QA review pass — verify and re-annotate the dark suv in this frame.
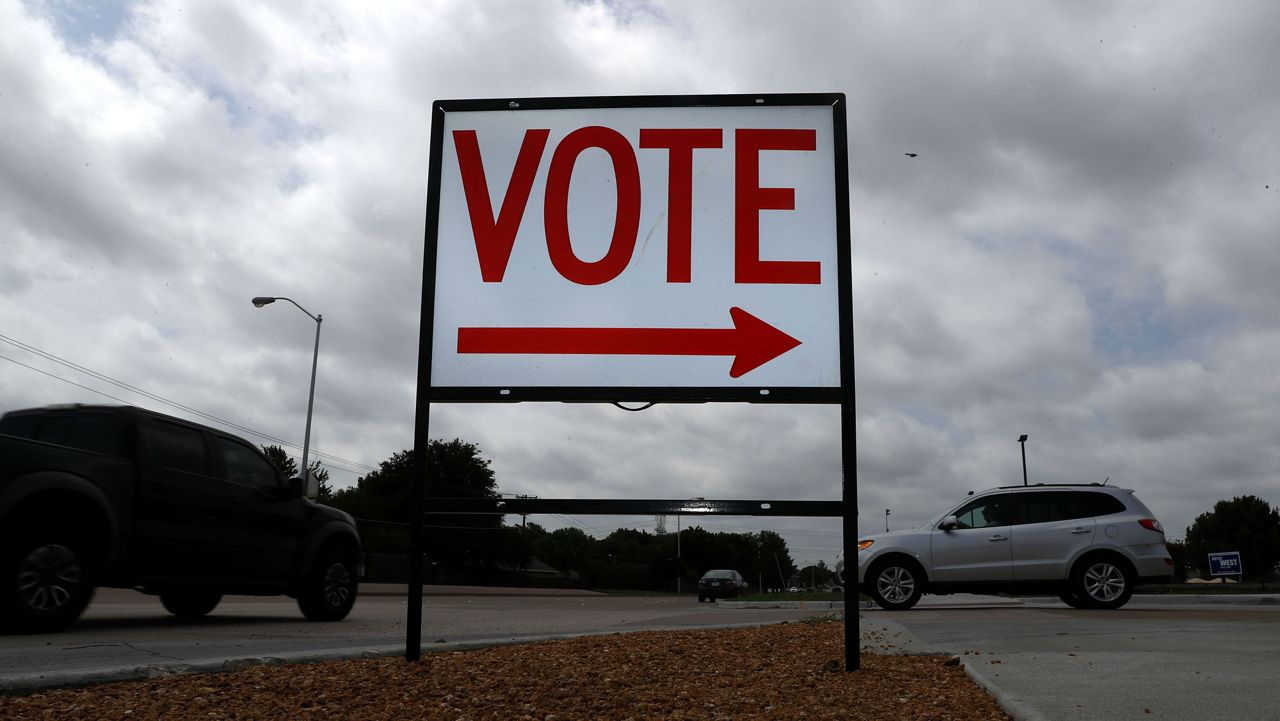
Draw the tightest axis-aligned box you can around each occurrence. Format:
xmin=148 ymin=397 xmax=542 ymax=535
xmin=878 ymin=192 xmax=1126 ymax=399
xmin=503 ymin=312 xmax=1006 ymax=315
xmin=0 ymin=404 xmax=361 ymax=632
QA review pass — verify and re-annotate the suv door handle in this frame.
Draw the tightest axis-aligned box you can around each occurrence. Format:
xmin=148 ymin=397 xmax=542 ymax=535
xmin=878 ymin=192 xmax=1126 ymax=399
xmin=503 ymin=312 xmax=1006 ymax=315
xmin=988 ymin=534 xmax=1008 ymax=542
xmin=1070 ymin=527 xmax=1091 ymax=534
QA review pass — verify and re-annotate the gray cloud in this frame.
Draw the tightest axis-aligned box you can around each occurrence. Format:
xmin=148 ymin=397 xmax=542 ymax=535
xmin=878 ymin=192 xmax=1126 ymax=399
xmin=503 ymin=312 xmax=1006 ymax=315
xmin=2 ymin=0 xmax=1277 ymax=561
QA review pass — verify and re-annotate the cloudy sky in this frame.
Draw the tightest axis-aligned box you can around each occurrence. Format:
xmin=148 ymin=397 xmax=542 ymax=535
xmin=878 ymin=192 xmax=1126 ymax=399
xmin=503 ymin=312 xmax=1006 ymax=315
xmin=3 ymin=0 xmax=1278 ymax=569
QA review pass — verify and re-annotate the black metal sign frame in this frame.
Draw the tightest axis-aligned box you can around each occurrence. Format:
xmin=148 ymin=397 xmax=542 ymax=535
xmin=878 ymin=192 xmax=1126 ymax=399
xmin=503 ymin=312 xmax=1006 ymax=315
xmin=411 ymin=92 xmax=857 ymax=669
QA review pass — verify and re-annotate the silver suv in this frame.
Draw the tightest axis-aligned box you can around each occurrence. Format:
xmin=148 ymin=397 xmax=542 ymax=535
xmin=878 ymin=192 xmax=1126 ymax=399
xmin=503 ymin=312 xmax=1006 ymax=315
xmin=848 ymin=484 xmax=1173 ymax=610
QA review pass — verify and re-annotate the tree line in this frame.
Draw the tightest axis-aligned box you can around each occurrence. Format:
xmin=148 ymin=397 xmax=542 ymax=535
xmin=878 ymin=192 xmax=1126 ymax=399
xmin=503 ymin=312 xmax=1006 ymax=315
xmin=262 ymin=441 xmax=809 ymax=591
xmin=1170 ymin=494 xmax=1280 ymax=582
xmin=265 ymin=442 xmax=1280 ymax=586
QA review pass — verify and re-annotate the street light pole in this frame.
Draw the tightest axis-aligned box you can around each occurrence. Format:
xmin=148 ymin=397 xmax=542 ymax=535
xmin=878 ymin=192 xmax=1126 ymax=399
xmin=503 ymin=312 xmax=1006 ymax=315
xmin=1018 ymin=434 xmax=1029 ymax=486
xmin=253 ymin=296 xmax=323 ymax=482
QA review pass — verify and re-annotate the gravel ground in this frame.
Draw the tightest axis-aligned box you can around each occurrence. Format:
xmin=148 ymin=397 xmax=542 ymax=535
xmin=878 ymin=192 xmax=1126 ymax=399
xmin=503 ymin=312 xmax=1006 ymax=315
xmin=0 ymin=620 xmax=1010 ymax=720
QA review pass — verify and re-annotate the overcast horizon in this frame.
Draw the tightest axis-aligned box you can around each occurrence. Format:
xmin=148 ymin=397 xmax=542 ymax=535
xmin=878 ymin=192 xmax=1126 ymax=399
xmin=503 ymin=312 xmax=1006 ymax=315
xmin=3 ymin=0 xmax=1279 ymax=568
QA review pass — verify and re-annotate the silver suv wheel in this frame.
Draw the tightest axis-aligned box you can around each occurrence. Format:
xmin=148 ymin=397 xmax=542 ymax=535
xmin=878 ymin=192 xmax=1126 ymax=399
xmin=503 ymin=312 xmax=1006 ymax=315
xmin=877 ymin=567 xmax=915 ymax=603
xmin=868 ymin=560 xmax=924 ymax=610
xmin=1082 ymin=561 xmax=1125 ymax=602
xmin=1072 ymin=556 xmax=1135 ymax=609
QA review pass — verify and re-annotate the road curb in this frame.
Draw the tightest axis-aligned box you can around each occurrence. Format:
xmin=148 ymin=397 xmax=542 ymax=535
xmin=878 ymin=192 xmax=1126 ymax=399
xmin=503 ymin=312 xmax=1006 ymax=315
xmin=0 ymin=619 xmax=842 ymax=695
xmin=958 ymin=658 xmax=1051 ymax=721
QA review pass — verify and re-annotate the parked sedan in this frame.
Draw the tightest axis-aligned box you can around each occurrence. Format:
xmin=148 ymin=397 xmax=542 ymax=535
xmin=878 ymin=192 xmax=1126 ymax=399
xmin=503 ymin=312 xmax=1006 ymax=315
xmin=697 ymin=569 xmax=748 ymax=602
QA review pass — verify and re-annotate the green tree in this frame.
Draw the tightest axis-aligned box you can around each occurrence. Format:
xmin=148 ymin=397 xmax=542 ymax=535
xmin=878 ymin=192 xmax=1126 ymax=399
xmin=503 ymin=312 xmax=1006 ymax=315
xmin=540 ymin=527 xmax=595 ymax=579
xmin=327 ymin=441 xmax=504 ymax=565
xmin=519 ymin=522 xmax=797 ymax=593
xmin=794 ymin=560 xmax=833 ymax=589
xmin=757 ymin=530 xmax=796 ymax=590
xmin=1185 ymin=495 xmax=1280 ymax=581
xmin=260 ymin=444 xmax=331 ymax=500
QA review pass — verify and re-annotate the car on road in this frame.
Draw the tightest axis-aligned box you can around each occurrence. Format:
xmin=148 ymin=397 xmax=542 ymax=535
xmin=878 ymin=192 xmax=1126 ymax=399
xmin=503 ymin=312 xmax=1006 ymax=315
xmin=697 ymin=569 xmax=748 ymax=602
xmin=842 ymin=483 xmax=1173 ymax=610
xmin=0 ymin=404 xmax=362 ymax=633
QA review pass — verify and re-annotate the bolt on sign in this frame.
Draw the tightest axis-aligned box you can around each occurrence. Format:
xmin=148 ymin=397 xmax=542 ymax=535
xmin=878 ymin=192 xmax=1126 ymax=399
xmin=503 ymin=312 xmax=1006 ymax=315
xmin=421 ymin=93 xmax=851 ymax=402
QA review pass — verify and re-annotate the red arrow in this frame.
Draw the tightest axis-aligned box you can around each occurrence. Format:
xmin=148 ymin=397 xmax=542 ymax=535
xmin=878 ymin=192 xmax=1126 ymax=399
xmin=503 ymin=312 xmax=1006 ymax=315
xmin=457 ymin=307 xmax=801 ymax=378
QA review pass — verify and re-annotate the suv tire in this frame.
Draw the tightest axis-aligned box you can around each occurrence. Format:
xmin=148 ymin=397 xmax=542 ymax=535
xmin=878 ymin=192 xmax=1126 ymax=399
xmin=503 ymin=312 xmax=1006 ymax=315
xmin=297 ymin=549 xmax=358 ymax=622
xmin=1057 ymin=588 xmax=1088 ymax=609
xmin=867 ymin=558 xmax=924 ymax=610
xmin=1071 ymin=555 xmax=1134 ymax=609
xmin=1 ymin=522 xmax=96 ymax=634
xmin=160 ymin=588 xmax=223 ymax=617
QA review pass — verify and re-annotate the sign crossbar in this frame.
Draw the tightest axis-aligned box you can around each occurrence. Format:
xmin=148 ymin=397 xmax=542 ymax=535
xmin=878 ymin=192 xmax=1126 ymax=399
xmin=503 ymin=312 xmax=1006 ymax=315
xmin=427 ymin=498 xmax=842 ymax=517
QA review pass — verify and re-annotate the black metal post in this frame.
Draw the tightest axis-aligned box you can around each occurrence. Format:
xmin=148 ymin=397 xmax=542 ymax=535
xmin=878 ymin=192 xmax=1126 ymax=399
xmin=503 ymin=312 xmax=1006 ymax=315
xmin=841 ymin=398 xmax=859 ymax=671
xmin=406 ymin=400 xmax=429 ymax=662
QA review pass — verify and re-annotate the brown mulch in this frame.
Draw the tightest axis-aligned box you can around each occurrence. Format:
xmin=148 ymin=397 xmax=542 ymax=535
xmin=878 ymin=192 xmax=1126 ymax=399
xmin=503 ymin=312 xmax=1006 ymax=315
xmin=0 ymin=620 xmax=1010 ymax=720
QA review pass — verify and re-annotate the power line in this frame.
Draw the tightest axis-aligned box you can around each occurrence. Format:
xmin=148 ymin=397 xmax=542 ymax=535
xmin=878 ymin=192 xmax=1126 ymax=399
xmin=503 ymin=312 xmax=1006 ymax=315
xmin=0 ymin=353 xmax=136 ymax=405
xmin=0 ymin=333 xmax=375 ymax=475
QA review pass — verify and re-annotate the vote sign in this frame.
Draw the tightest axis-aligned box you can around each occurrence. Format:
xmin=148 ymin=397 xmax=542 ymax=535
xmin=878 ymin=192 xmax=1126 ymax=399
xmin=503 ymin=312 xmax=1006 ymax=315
xmin=421 ymin=94 xmax=850 ymax=402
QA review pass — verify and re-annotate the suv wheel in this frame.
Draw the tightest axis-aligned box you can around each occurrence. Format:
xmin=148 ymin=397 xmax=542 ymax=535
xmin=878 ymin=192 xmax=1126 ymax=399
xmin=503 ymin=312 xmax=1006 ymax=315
xmin=160 ymin=588 xmax=223 ymax=618
xmin=298 ymin=549 xmax=358 ymax=622
xmin=1 ymin=523 xmax=96 ymax=634
xmin=1071 ymin=556 xmax=1134 ymax=609
xmin=868 ymin=559 xmax=924 ymax=610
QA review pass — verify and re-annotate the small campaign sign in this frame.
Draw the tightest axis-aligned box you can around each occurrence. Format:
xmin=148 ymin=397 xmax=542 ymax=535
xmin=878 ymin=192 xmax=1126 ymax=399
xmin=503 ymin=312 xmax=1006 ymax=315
xmin=1208 ymin=551 xmax=1242 ymax=576
xmin=420 ymin=93 xmax=850 ymax=403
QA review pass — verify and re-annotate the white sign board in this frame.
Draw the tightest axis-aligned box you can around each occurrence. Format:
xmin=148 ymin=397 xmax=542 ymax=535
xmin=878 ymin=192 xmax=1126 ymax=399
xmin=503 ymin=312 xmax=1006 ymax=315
xmin=422 ymin=95 xmax=850 ymax=402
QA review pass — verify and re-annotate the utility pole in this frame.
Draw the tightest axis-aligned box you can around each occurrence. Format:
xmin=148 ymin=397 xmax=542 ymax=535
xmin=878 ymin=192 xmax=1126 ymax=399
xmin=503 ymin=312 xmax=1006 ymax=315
xmin=516 ymin=494 xmax=537 ymax=528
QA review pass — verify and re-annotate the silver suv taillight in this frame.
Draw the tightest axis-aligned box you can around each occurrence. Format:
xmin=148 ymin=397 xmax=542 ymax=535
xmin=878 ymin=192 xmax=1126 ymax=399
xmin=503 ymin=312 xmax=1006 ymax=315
xmin=1138 ymin=518 xmax=1164 ymax=533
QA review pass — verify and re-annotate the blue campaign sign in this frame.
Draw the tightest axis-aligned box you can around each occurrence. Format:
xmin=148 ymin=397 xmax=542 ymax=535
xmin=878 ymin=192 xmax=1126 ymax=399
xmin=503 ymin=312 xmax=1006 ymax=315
xmin=1208 ymin=551 xmax=1242 ymax=576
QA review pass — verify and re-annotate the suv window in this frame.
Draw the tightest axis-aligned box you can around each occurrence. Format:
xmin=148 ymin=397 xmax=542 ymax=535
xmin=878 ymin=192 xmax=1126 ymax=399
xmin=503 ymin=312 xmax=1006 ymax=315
xmin=1075 ymin=491 xmax=1127 ymax=517
xmin=216 ymin=438 xmax=279 ymax=488
xmin=0 ymin=412 xmax=129 ymax=457
xmin=952 ymin=493 xmax=1015 ymax=529
xmin=1017 ymin=491 xmax=1088 ymax=524
xmin=49 ymin=412 xmax=129 ymax=457
xmin=147 ymin=421 xmax=209 ymax=475
xmin=0 ymin=413 xmax=40 ymax=439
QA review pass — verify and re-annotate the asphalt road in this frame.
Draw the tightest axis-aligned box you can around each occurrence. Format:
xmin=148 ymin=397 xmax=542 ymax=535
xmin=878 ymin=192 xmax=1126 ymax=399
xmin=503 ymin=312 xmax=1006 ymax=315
xmin=4 ymin=587 xmax=1278 ymax=721
xmin=866 ymin=596 xmax=1280 ymax=721
xmin=0 ymin=586 xmax=838 ymax=693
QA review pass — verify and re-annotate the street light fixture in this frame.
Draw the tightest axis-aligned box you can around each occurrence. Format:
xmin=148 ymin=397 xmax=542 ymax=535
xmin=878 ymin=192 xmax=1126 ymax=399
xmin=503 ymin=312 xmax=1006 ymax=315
xmin=1017 ymin=434 xmax=1029 ymax=486
xmin=252 ymin=296 xmax=323 ymax=486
